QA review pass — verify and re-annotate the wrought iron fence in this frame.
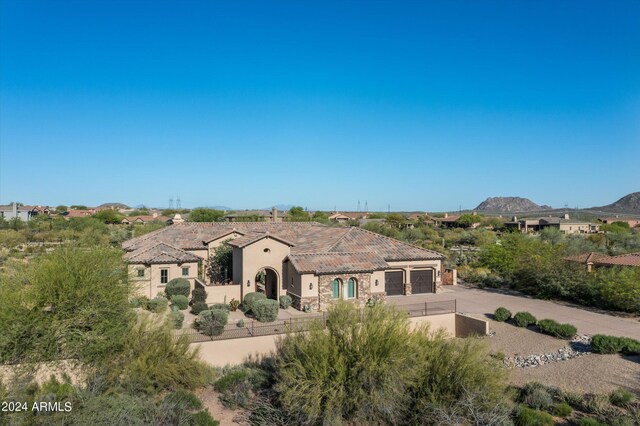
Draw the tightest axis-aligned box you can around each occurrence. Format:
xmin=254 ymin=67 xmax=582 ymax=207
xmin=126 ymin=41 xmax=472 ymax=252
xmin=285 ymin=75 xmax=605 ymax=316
xmin=176 ymin=299 xmax=456 ymax=343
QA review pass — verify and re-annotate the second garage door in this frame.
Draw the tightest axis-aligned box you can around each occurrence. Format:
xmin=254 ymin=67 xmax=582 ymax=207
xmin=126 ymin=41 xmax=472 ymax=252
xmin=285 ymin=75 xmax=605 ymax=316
xmin=385 ymin=271 xmax=404 ymax=296
xmin=410 ymin=270 xmax=434 ymax=294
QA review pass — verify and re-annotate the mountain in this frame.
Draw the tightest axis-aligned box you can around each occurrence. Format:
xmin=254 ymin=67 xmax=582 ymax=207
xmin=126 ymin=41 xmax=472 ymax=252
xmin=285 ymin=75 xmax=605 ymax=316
xmin=474 ymin=197 xmax=552 ymax=212
xmin=594 ymin=192 xmax=640 ymax=213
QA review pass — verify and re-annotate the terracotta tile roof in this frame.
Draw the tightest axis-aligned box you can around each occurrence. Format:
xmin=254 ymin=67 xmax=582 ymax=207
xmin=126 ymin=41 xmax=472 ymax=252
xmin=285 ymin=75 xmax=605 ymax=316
xmin=125 ymin=242 xmax=202 ymax=264
xmin=123 ymin=222 xmax=445 ymax=266
xmin=122 ymin=215 xmax=169 ymax=224
xmin=288 ymin=252 xmax=388 ymax=274
xmin=227 ymin=232 xmax=296 ymax=248
xmin=595 ymin=252 xmax=640 ymax=267
xmin=563 ymin=252 xmax=607 ymax=264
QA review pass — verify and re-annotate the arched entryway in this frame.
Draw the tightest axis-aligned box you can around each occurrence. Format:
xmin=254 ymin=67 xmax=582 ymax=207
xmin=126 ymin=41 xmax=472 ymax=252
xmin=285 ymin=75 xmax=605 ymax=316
xmin=255 ymin=267 xmax=278 ymax=300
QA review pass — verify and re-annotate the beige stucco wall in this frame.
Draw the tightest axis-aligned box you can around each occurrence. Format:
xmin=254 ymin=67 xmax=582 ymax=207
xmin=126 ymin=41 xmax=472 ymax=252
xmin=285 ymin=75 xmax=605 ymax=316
xmin=193 ymin=335 xmax=278 ymax=368
xmin=455 ymin=314 xmax=489 ymax=337
xmin=371 ymin=270 xmax=386 ymax=294
xmin=129 ymin=262 xmax=199 ymax=299
xmin=409 ymin=313 xmax=456 ymax=337
xmin=237 ymin=237 xmax=291 ymax=300
xmin=204 ymin=285 xmax=242 ymax=304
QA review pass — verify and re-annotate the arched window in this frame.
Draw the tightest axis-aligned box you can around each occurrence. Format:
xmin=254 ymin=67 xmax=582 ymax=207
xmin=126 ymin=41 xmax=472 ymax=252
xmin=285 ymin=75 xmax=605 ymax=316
xmin=332 ymin=279 xmax=341 ymax=299
xmin=347 ymin=278 xmax=357 ymax=299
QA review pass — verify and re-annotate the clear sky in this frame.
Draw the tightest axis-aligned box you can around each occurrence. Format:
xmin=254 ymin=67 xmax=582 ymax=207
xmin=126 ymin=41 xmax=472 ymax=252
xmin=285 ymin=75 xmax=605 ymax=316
xmin=1 ymin=1 xmax=638 ymax=211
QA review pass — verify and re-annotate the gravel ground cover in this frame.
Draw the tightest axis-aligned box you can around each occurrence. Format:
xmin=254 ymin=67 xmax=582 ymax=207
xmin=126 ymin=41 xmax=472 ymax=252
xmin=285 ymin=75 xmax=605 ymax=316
xmin=482 ymin=318 xmax=640 ymax=395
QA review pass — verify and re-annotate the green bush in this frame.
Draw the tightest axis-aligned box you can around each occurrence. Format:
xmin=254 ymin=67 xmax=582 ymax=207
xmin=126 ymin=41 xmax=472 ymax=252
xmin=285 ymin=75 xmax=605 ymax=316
xmin=214 ymin=366 xmax=270 ymax=409
xmin=494 ymin=307 xmax=511 ymax=322
xmin=229 ymin=298 xmax=240 ymax=311
xmin=171 ymin=295 xmax=189 ymax=310
xmin=582 ymin=394 xmax=611 ymax=415
xmin=165 ymin=278 xmax=190 ymax=298
xmin=196 ymin=309 xmax=228 ymax=337
xmin=553 ymin=402 xmax=573 ymax=417
xmin=524 ymin=387 xmax=553 ymax=410
xmin=515 ymin=406 xmax=554 ymax=426
xmin=274 ymin=301 xmax=509 ymax=425
xmin=243 ymin=292 xmax=267 ymax=314
xmin=191 ymin=411 xmax=220 ymax=426
xmin=148 ymin=296 xmax=168 ymax=313
xmin=577 ymin=418 xmax=607 ymax=426
xmin=191 ymin=301 xmax=209 ymax=315
xmin=537 ymin=319 xmax=577 ymax=339
xmin=236 ymin=319 xmax=245 ymax=328
xmin=279 ymin=295 xmax=292 ymax=309
xmin=210 ymin=303 xmax=228 ymax=312
xmin=253 ymin=299 xmax=279 ymax=322
xmin=168 ymin=310 xmax=184 ymax=329
xmin=591 ymin=334 xmax=640 ymax=355
xmin=191 ymin=288 xmax=207 ymax=303
xmin=130 ymin=295 xmax=149 ymax=309
xmin=513 ymin=311 xmax=537 ymax=327
xmin=609 ymin=388 xmax=634 ymax=407
xmin=70 ymin=394 xmax=157 ymax=425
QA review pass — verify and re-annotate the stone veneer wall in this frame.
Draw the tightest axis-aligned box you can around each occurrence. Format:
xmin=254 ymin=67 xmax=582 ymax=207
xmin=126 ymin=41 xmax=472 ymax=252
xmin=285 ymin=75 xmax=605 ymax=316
xmin=318 ymin=272 xmax=374 ymax=311
xmin=289 ymin=293 xmax=321 ymax=312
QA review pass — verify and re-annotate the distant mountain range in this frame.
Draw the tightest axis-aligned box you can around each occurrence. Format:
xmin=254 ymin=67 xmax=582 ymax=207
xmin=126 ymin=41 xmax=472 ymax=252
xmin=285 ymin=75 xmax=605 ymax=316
xmin=474 ymin=197 xmax=552 ymax=212
xmin=593 ymin=192 xmax=640 ymax=214
xmin=473 ymin=192 xmax=640 ymax=215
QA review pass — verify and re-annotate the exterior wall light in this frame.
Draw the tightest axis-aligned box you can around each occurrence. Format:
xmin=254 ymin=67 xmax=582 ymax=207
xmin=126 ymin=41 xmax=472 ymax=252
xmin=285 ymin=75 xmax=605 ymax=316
xmin=437 ymin=270 xmax=441 ymax=277
xmin=375 ymin=279 xmax=379 ymax=286
xmin=309 ymin=283 xmax=313 ymax=290
xmin=247 ymin=280 xmax=250 ymax=287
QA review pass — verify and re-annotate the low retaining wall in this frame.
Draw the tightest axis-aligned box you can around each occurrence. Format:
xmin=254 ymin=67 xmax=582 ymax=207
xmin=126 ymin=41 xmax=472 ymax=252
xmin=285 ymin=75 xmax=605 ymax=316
xmin=410 ymin=313 xmax=456 ymax=337
xmin=455 ymin=313 xmax=489 ymax=337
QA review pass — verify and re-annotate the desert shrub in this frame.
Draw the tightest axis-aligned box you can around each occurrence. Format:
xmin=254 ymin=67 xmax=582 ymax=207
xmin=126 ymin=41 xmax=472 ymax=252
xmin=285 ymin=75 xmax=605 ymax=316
xmin=591 ymin=335 xmax=640 ymax=355
xmin=191 ymin=287 xmax=207 ymax=303
xmin=213 ymin=366 xmax=270 ymax=409
xmin=210 ymin=303 xmax=228 ymax=312
xmin=163 ymin=389 xmax=202 ymax=410
xmin=168 ymin=310 xmax=184 ymax=329
xmin=236 ymin=319 xmax=245 ymax=328
xmin=190 ymin=301 xmax=209 ymax=315
xmin=577 ymin=418 xmax=607 ymax=426
xmin=524 ymin=388 xmax=553 ymax=411
xmin=253 ymin=299 xmax=279 ymax=322
xmin=537 ymin=319 xmax=577 ymax=339
xmin=130 ymin=295 xmax=149 ymax=309
xmin=274 ymin=301 xmax=508 ymax=425
xmin=148 ymin=296 xmax=168 ymax=313
xmin=165 ymin=278 xmax=190 ymax=298
xmin=229 ymin=298 xmax=240 ymax=311
xmin=494 ymin=307 xmax=511 ymax=322
xmin=563 ymin=392 xmax=585 ymax=408
xmin=71 ymin=393 xmax=157 ymax=426
xmin=582 ymin=394 xmax=611 ymax=416
xmin=243 ymin=292 xmax=267 ymax=314
xmin=513 ymin=311 xmax=537 ymax=327
xmin=553 ymin=402 xmax=572 ymax=417
xmin=191 ymin=411 xmax=220 ymax=426
xmin=171 ymin=295 xmax=189 ymax=310
xmin=514 ymin=406 xmax=554 ymax=426
xmin=609 ymin=388 xmax=634 ymax=407
xmin=109 ymin=316 xmax=210 ymax=393
xmin=279 ymin=295 xmax=292 ymax=309
xmin=196 ymin=309 xmax=228 ymax=337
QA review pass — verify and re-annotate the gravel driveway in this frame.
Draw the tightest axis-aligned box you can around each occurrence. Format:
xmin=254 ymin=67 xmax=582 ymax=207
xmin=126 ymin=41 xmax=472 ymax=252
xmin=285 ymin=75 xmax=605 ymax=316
xmin=389 ymin=284 xmax=640 ymax=339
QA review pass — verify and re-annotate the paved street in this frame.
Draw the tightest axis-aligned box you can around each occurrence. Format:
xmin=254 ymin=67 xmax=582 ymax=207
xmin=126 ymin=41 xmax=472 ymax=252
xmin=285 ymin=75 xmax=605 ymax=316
xmin=388 ymin=284 xmax=640 ymax=340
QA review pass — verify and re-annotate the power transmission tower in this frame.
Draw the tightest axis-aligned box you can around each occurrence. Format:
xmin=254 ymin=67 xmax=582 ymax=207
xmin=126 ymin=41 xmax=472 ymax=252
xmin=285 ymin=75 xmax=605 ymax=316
xmin=357 ymin=200 xmax=361 ymax=212
xmin=168 ymin=198 xmax=174 ymax=209
xmin=365 ymin=201 xmax=368 ymax=212
xmin=176 ymin=196 xmax=181 ymax=209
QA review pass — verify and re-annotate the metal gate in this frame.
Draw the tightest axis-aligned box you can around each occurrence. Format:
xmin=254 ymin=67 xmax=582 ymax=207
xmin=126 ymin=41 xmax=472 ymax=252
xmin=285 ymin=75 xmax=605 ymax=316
xmin=385 ymin=271 xmax=404 ymax=296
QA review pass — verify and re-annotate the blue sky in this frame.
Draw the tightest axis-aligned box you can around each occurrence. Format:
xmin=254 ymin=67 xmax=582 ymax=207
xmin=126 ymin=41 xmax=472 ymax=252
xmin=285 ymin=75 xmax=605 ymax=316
xmin=1 ymin=1 xmax=638 ymax=211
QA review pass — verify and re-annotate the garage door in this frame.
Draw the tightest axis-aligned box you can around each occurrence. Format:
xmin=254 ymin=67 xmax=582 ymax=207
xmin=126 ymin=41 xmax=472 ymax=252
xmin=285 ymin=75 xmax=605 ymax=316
xmin=385 ymin=271 xmax=404 ymax=296
xmin=410 ymin=270 xmax=433 ymax=294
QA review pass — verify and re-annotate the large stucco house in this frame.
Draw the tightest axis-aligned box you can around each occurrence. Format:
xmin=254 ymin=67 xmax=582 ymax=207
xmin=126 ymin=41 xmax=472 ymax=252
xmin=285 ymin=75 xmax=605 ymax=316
xmin=123 ymin=222 xmax=446 ymax=311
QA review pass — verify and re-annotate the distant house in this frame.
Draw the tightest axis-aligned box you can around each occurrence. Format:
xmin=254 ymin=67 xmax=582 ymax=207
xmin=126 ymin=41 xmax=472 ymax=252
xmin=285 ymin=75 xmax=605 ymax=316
xmin=565 ymin=251 xmax=640 ymax=272
xmin=599 ymin=217 xmax=640 ymax=228
xmin=224 ymin=208 xmax=285 ymax=223
xmin=328 ymin=213 xmax=351 ymax=223
xmin=432 ymin=214 xmax=461 ymax=228
xmin=505 ymin=214 xmax=599 ymax=234
xmin=0 ymin=203 xmax=41 ymax=221
xmin=63 ymin=209 xmax=99 ymax=219
xmin=121 ymin=214 xmax=169 ymax=225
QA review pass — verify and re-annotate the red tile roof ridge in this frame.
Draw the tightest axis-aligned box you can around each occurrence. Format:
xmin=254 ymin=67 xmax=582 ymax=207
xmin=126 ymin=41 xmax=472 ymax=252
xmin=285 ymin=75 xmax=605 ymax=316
xmin=351 ymin=226 xmax=446 ymax=259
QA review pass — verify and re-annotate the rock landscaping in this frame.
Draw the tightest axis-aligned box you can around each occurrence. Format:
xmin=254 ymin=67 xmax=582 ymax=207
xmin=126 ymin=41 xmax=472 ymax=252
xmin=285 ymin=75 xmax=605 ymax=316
xmin=504 ymin=335 xmax=592 ymax=368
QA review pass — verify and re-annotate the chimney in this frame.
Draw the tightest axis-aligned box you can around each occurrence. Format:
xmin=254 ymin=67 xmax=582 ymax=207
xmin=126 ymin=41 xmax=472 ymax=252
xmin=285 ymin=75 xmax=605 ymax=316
xmin=512 ymin=216 xmax=517 ymax=221
xmin=564 ymin=213 xmax=570 ymax=219
xmin=12 ymin=202 xmax=17 ymax=218
xmin=152 ymin=212 xmax=158 ymax=218
xmin=444 ymin=213 xmax=448 ymax=218
xmin=272 ymin=207 xmax=277 ymax=222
